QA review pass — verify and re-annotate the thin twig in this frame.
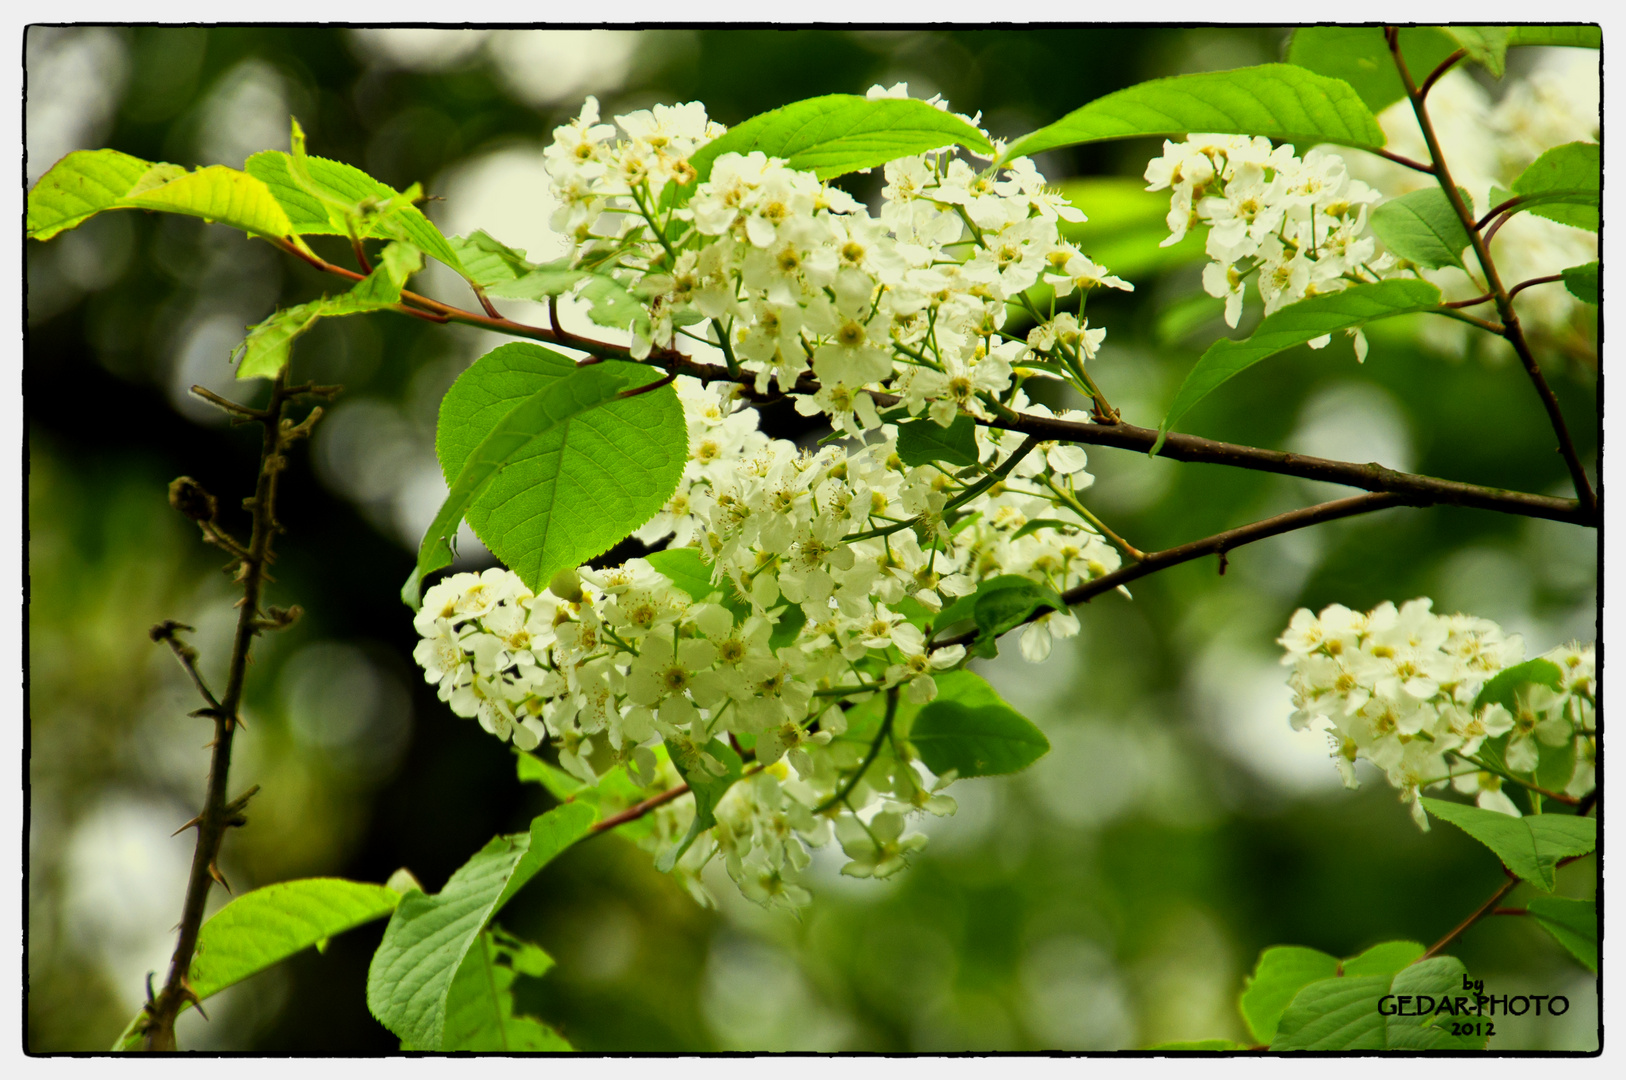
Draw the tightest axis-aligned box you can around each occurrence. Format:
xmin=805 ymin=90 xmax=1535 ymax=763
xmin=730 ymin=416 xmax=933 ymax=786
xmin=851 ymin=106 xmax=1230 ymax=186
xmin=1476 ymin=195 xmax=1527 ymax=230
xmin=816 ymin=686 xmax=900 ymax=813
xmin=1418 ymin=48 xmax=1467 ymax=100
xmin=1417 ymin=874 xmax=1521 ymax=962
xmin=1388 ymin=26 xmax=1596 ymax=515
xmin=349 ymin=233 xmax=372 ymax=275
xmin=1372 ymin=147 xmax=1436 ymax=174
xmin=932 ymin=493 xmax=1409 ymax=650
xmin=588 ymin=783 xmax=690 ymax=834
xmin=1508 ymin=274 xmax=1566 ymax=301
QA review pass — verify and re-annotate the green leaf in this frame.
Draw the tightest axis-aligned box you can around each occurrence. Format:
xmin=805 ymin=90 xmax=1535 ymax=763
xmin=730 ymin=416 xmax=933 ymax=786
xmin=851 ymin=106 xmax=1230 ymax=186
xmin=1157 ymin=280 xmax=1441 ymax=448
xmin=1371 ymin=188 xmax=1473 ymax=270
xmin=1286 ymin=27 xmax=1461 ymax=114
xmin=1420 ymin=798 xmax=1596 ymax=890
xmin=690 ymin=95 xmax=994 ymax=184
xmin=1005 ymin=64 xmax=1385 ymax=164
xmin=28 ymin=149 xmax=294 ymax=243
xmin=367 ymin=803 xmax=596 ymax=1049
xmin=245 ymin=124 xmax=466 ymax=275
xmin=448 ymin=230 xmax=539 ymax=289
xmin=1234 ymin=939 xmax=1426 ymax=1049
xmin=1238 ymin=946 xmax=1339 ymax=1045
xmin=515 ymin=749 xmax=587 ymax=800
xmin=484 ymin=260 xmax=586 ymax=300
xmin=1055 ymin=177 xmax=1207 ymax=279
xmin=657 ymin=737 xmax=743 ymax=872
xmin=934 ymin=573 xmax=1066 ymax=653
xmin=1445 ymin=27 xmax=1512 ymax=78
xmin=406 ymin=929 xmax=571 ymax=1051
xmin=1009 ymin=518 xmax=1085 ymax=541
xmin=1341 ymin=940 xmax=1425 ymax=977
xmin=112 ymin=878 xmax=403 ymax=1050
xmin=896 ymin=415 xmax=981 ymax=468
xmin=1525 ymin=896 xmax=1597 ymax=972
xmin=1510 ymin=142 xmax=1600 ymax=231
xmin=1562 ymin=262 xmax=1599 ymax=305
xmin=1272 ymin=957 xmax=1488 ymax=1050
xmin=28 ymin=149 xmax=178 ymax=240
xmin=907 ymin=669 xmax=1049 ymax=778
xmin=409 ymin=343 xmax=686 ymax=606
xmin=235 ymin=242 xmax=422 ymax=380
xmin=646 ymin=546 xmax=748 ymax=615
xmin=1146 ymin=1040 xmax=1249 ymax=1051
xmin=1471 ymin=658 xmax=1565 ymax=715
xmin=1505 ymin=26 xmax=1601 ymax=50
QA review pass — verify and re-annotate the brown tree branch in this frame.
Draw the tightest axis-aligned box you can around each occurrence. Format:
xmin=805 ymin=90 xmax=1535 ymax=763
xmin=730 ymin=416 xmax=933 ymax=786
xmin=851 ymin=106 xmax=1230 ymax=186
xmin=138 ymin=373 xmax=327 ymax=1050
xmin=273 ymin=239 xmax=1594 ymax=530
xmin=1387 ymin=27 xmax=1597 ymax=517
xmin=932 ymin=493 xmax=1411 ymax=650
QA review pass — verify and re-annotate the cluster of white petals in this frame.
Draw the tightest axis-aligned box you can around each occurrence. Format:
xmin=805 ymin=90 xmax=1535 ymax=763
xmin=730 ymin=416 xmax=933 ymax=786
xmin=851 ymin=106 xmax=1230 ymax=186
xmin=414 ymin=377 xmax=1121 ymax=907
xmin=1145 ymin=134 xmax=1394 ymax=356
xmin=541 ymin=89 xmax=1131 ymax=435
xmin=1279 ymin=599 xmax=1595 ymax=828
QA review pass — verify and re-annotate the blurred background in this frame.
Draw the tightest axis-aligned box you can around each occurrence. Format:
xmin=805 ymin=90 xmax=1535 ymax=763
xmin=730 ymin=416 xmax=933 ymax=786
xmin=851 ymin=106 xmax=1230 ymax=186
xmin=25 ymin=26 xmax=1599 ymax=1052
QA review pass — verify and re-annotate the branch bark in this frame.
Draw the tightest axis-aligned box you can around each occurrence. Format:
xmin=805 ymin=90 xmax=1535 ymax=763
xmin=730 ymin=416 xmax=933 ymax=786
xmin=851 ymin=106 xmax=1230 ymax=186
xmin=1387 ymin=26 xmax=1597 ymax=517
xmin=275 ymin=235 xmax=1594 ymax=530
xmin=932 ymin=492 xmax=1411 ymax=650
xmin=138 ymin=374 xmax=330 ymax=1050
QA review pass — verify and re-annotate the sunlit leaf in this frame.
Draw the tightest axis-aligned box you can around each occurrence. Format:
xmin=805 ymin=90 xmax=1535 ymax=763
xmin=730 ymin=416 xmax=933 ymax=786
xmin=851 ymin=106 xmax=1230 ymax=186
xmin=1005 ymin=65 xmax=1385 ymax=163
xmin=367 ymin=803 xmax=595 ymax=1049
xmin=414 ymin=343 xmax=686 ymax=606
xmin=691 ymin=95 xmax=994 ymax=184
xmin=1286 ymin=27 xmax=1459 ymax=114
xmin=28 ymin=149 xmax=294 ymax=243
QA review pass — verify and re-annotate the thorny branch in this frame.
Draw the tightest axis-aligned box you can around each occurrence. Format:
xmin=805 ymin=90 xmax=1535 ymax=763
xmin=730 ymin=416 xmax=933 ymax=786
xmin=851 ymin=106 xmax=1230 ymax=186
xmin=137 ymin=373 xmax=336 ymax=1050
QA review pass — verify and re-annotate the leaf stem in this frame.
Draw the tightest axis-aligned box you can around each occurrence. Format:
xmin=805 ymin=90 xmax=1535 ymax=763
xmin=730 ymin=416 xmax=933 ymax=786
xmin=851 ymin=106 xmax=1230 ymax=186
xmin=1418 ymin=48 xmax=1467 ymax=100
xmin=815 ymin=685 xmax=900 ymax=814
xmin=1507 ymin=274 xmax=1566 ymax=301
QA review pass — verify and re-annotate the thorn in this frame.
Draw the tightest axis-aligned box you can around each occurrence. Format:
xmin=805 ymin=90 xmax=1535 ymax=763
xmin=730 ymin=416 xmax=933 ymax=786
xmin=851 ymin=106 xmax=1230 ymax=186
xmin=1216 ymin=550 xmax=1230 ymax=576
xmin=208 ymin=861 xmax=232 ymax=894
xmin=146 ymin=971 xmax=158 ymax=1005
xmin=179 ymin=977 xmax=209 ymax=1021
xmin=149 ymin=620 xmax=194 ymax=643
xmin=171 ymin=814 xmax=202 ymax=837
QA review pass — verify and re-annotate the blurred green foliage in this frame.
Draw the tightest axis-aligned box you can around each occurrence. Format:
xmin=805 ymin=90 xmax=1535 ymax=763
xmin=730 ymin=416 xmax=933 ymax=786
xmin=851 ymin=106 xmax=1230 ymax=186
xmin=26 ymin=26 xmax=1597 ymax=1052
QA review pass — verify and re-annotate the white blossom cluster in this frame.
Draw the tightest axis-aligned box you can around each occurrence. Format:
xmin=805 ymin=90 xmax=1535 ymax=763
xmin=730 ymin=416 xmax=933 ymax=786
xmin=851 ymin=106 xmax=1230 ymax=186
xmin=1279 ymin=598 xmax=1596 ymax=828
xmin=413 ymin=376 xmax=1120 ymax=907
xmin=541 ymin=88 xmax=1132 ymax=435
xmin=1144 ymin=133 xmax=1394 ymax=355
